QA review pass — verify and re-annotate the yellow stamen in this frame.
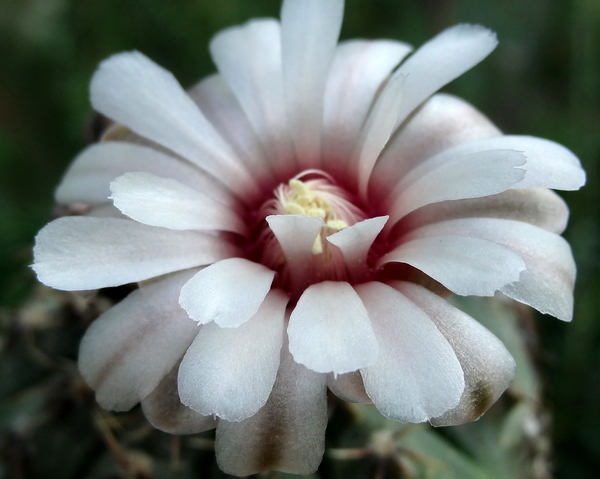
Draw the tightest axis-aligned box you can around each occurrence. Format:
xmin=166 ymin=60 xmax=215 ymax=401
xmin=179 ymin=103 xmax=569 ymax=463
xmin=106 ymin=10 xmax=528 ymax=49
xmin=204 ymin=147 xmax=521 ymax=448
xmin=282 ymin=178 xmax=350 ymax=255
xmin=327 ymin=219 xmax=348 ymax=230
xmin=312 ymin=235 xmax=323 ymax=254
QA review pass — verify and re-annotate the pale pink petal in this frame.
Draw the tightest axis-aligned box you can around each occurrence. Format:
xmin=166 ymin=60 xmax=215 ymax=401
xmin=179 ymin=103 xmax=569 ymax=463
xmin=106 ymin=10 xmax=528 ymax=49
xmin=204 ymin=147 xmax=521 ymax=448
xmin=380 ymin=235 xmax=526 ymax=296
xmin=178 ymin=290 xmax=287 ymax=421
xmin=187 ymin=74 xmax=272 ymax=182
xmin=396 ymin=282 xmax=515 ymax=426
xmin=387 ymin=149 xmax=526 ymax=224
xmin=428 ymin=135 xmax=586 ymax=191
xmin=33 ymin=217 xmax=235 ymax=291
xmin=109 ymin=172 xmax=245 ymax=233
xmin=179 ymin=258 xmax=275 ymax=328
xmin=141 ymin=363 xmax=217 ymax=435
xmin=288 ymin=281 xmax=378 ymax=374
xmin=215 ymin=342 xmax=327 ymax=476
xmin=328 ymin=372 xmax=372 ymax=404
xmin=356 ymin=282 xmax=464 ymax=423
xmin=371 ymin=93 xmax=501 ymax=194
xmin=400 ymin=188 xmax=569 ymax=235
xmin=187 ymin=75 xmax=274 ymax=182
xmin=356 ymin=74 xmax=407 ymax=196
xmin=90 ymin=51 xmax=256 ymax=194
xmin=327 ymin=216 xmax=388 ymax=280
xmin=392 ymin=24 xmax=498 ymax=129
xmin=405 ymin=218 xmax=576 ymax=321
xmin=266 ymin=214 xmax=324 ymax=292
xmin=55 ymin=142 xmax=233 ymax=207
xmin=210 ymin=19 xmax=293 ymax=177
xmin=324 ymin=39 xmax=412 ymax=171
xmin=78 ymin=270 xmax=200 ymax=411
xmin=281 ymin=0 xmax=344 ymax=168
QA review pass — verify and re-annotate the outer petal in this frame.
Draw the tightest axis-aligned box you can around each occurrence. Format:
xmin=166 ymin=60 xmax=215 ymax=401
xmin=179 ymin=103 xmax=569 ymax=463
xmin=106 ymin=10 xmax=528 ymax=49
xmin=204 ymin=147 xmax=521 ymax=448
xmin=327 ymin=216 xmax=388 ymax=280
xmin=78 ymin=270 xmax=200 ymax=411
xmin=400 ymin=188 xmax=570 ymax=235
xmin=55 ymin=142 xmax=233 ymax=207
xmin=187 ymin=75 xmax=274 ymax=183
xmin=404 ymin=218 xmax=577 ymax=321
xmin=179 ymin=258 xmax=275 ymax=328
xmin=379 ymin=235 xmax=526 ymax=297
xmin=356 ymin=282 xmax=464 ymax=423
xmin=215 ymin=341 xmax=328 ymax=476
xmin=328 ymin=372 xmax=372 ymax=404
xmin=428 ymin=135 xmax=586 ymax=191
xmin=141 ymin=363 xmax=217 ymax=435
xmin=90 ymin=51 xmax=256 ymax=194
xmin=392 ymin=24 xmax=498 ymax=128
xmin=281 ymin=0 xmax=344 ymax=168
xmin=371 ymin=94 xmax=501 ymax=195
xmin=387 ymin=149 xmax=526 ymax=224
xmin=33 ymin=217 xmax=235 ymax=291
xmin=324 ymin=39 xmax=412 ymax=168
xmin=178 ymin=290 xmax=287 ymax=421
xmin=288 ymin=281 xmax=378 ymax=375
xmin=109 ymin=172 xmax=245 ymax=233
xmin=396 ymin=282 xmax=515 ymax=426
xmin=210 ymin=19 xmax=292 ymax=177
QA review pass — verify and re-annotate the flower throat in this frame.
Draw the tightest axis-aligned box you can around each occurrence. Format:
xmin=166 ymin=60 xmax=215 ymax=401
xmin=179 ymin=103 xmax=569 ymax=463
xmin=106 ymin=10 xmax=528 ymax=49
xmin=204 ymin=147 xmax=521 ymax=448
xmin=251 ymin=170 xmax=368 ymax=298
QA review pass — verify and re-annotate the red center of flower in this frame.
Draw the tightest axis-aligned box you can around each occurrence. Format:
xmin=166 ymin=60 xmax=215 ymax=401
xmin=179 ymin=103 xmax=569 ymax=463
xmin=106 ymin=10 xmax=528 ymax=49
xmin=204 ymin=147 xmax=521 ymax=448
xmin=238 ymin=169 xmax=394 ymax=300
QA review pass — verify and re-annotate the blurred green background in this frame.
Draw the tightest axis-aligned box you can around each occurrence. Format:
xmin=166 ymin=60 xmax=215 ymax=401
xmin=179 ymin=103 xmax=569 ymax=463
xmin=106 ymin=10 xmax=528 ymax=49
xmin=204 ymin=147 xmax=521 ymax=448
xmin=0 ymin=0 xmax=598 ymax=478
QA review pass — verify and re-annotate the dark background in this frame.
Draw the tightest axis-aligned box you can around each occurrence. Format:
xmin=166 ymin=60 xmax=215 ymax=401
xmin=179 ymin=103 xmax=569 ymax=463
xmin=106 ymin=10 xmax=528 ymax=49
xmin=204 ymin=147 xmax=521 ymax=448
xmin=0 ymin=0 xmax=598 ymax=478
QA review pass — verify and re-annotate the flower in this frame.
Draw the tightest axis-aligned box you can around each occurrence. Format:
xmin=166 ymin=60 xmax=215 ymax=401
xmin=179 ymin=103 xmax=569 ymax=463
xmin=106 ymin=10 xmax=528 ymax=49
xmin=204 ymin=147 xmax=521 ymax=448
xmin=32 ymin=0 xmax=585 ymax=475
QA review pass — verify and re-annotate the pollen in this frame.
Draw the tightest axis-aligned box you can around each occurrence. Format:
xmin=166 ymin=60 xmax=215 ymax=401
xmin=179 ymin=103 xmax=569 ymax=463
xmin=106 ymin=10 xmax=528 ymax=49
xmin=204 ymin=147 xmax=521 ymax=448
xmin=283 ymin=180 xmax=329 ymax=219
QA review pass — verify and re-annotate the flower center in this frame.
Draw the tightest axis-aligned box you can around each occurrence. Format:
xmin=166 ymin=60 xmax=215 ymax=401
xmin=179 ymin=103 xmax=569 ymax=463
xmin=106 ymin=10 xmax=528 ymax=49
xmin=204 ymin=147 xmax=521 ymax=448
xmin=280 ymin=178 xmax=349 ymax=253
xmin=252 ymin=170 xmax=368 ymax=297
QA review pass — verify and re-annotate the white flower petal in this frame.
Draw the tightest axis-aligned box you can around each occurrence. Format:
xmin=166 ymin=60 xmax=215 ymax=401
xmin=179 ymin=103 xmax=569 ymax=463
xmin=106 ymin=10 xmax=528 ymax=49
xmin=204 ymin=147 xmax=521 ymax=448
xmin=33 ymin=217 xmax=235 ymax=290
xmin=380 ymin=235 xmax=526 ymax=297
xmin=324 ymin=39 xmax=412 ymax=172
xmin=215 ymin=342 xmax=327 ymax=476
xmin=388 ymin=149 xmax=526 ymax=223
xmin=210 ymin=19 xmax=293 ymax=177
xmin=141 ymin=363 xmax=217 ymax=435
xmin=356 ymin=282 xmax=464 ymax=423
xmin=90 ymin=51 xmax=255 ymax=193
xmin=396 ymin=282 xmax=515 ymax=426
xmin=78 ymin=270 xmax=200 ymax=411
xmin=55 ymin=142 xmax=233 ymax=207
xmin=187 ymin=74 xmax=275 ymax=183
xmin=393 ymin=24 xmax=498 ymax=128
xmin=327 ymin=372 xmax=372 ymax=404
xmin=371 ymin=93 xmax=501 ymax=195
xmin=288 ymin=281 xmax=378 ymax=375
xmin=109 ymin=172 xmax=245 ymax=233
xmin=356 ymin=74 xmax=407 ymax=196
xmin=179 ymin=258 xmax=275 ymax=328
xmin=266 ymin=214 xmax=324 ymax=292
xmin=401 ymin=188 xmax=570 ymax=235
xmin=281 ymin=0 xmax=344 ymax=168
xmin=428 ymin=135 xmax=586 ymax=191
xmin=406 ymin=218 xmax=576 ymax=321
xmin=327 ymin=216 xmax=388 ymax=280
xmin=178 ymin=290 xmax=287 ymax=421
